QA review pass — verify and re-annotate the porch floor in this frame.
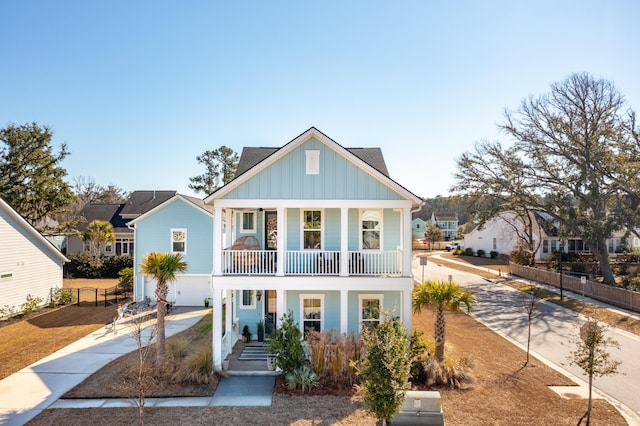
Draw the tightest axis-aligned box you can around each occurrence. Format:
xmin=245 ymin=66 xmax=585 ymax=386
xmin=225 ymin=340 xmax=278 ymax=376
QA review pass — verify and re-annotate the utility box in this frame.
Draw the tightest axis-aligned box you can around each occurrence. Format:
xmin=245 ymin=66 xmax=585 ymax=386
xmin=389 ymin=391 xmax=445 ymax=425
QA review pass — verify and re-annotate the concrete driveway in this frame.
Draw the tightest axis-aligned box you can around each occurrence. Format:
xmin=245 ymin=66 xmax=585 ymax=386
xmin=412 ymin=255 xmax=640 ymax=425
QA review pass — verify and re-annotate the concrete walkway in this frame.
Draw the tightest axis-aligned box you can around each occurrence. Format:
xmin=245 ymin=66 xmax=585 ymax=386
xmin=415 ymin=254 xmax=640 ymax=426
xmin=0 ymin=308 xmax=211 ymax=425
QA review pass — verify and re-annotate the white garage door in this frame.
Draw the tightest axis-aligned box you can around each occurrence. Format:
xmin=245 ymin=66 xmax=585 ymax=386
xmin=143 ymin=274 xmax=211 ymax=307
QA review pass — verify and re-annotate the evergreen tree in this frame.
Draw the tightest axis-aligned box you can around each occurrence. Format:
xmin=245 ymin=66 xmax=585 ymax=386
xmin=0 ymin=123 xmax=76 ymax=233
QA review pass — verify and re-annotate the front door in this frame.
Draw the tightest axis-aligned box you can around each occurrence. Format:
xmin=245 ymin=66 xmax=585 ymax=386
xmin=264 ymin=210 xmax=277 ymax=250
xmin=265 ymin=290 xmax=277 ymax=335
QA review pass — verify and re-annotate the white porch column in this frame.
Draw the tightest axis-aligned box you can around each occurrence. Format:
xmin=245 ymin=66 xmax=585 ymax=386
xmin=402 ymin=288 xmax=412 ymax=332
xmin=224 ymin=209 xmax=233 ymax=249
xmin=276 ymin=207 xmax=285 ymax=276
xmin=402 ymin=207 xmax=413 ymax=276
xmin=212 ymin=288 xmax=223 ymax=370
xmin=276 ymin=289 xmax=285 ymax=327
xmin=213 ymin=207 xmax=223 ymax=276
xmin=224 ymin=290 xmax=232 ymax=335
xmin=340 ymin=290 xmax=348 ymax=333
xmin=340 ymin=207 xmax=349 ymax=277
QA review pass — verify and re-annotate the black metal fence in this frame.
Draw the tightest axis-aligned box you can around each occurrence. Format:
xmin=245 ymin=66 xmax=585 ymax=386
xmin=55 ymin=286 xmax=131 ymax=307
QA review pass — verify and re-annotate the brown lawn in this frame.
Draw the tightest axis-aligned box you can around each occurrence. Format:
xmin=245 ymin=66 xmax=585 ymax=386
xmin=0 ymin=260 xmax=632 ymax=425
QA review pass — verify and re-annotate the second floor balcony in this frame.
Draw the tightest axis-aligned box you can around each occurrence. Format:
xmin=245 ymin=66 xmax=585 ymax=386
xmin=222 ymin=249 xmax=403 ymax=277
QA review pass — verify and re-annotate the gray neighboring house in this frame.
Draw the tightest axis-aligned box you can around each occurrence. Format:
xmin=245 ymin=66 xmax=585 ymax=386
xmin=0 ymin=197 xmax=68 ymax=310
xmin=66 ymin=190 xmax=177 ymax=257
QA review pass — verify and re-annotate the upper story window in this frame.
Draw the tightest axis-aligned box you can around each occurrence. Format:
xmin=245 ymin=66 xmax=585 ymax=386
xmin=171 ymin=229 xmax=187 ymax=254
xmin=361 ymin=210 xmax=381 ymax=250
xmin=305 ymin=150 xmax=320 ymax=175
xmin=242 ymin=212 xmax=256 ymax=232
xmin=303 ymin=210 xmax=322 ymax=249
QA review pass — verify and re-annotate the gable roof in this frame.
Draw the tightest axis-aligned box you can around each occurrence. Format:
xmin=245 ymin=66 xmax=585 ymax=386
xmin=76 ymin=203 xmax=129 ymax=234
xmin=119 ymin=191 xmax=177 ymax=218
xmin=128 ymin=194 xmax=214 ymax=227
xmin=0 ymin=197 xmax=68 ymax=263
xmin=207 ymin=127 xmax=421 ymax=204
xmin=235 ymin=146 xmax=389 ymax=179
xmin=433 ymin=212 xmax=458 ymax=222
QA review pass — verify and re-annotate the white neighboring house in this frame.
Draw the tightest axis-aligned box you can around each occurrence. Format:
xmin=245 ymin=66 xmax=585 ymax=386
xmin=0 ymin=197 xmax=68 ymax=311
xmin=463 ymin=210 xmax=640 ymax=260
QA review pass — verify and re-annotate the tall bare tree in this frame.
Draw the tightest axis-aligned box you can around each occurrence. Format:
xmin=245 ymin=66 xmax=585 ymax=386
xmin=454 ymin=73 xmax=640 ymax=284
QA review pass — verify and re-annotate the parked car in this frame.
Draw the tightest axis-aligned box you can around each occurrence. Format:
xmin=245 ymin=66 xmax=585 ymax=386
xmin=445 ymin=241 xmax=462 ymax=251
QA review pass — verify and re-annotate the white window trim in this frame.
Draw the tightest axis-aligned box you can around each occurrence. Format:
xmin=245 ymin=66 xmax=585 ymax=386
xmin=299 ymin=293 xmax=325 ymax=332
xmin=241 ymin=211 xmax=256 ymax=232
xmin=360 ymin=209 xmax=383 ymax=251
xmin=358 ymin=294 xmax=384 ymax=331
xmin=240 ymin=290 xmax=256 ymax=309
xmin=171 ymin=228 xmax=187 ymax=254
xmin=305 ymin=150 xmax=320 ymax=175
xmin=301 ymin=209 xmax=324 ymax=250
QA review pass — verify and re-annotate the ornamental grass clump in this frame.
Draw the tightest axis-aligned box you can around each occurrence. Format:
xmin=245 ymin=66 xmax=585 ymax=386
xmin=305 ymin=329 xmax=361 ymax=387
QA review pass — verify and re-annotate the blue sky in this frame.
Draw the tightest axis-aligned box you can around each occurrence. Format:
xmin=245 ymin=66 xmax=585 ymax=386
xmin=2 ymin=1 xmax=639 ymax=199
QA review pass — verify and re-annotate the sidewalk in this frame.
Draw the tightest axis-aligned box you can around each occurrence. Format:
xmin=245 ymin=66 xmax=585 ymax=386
xmin=0 ymin=307 xmax=210 ymax=426
xmin=419 ymin=253 xmax=640 ymax=425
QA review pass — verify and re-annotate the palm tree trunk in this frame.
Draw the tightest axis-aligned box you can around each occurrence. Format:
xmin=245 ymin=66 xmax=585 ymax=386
xmin=434 ymin=308 xmax=446 ymax=363
xmin=155 ymin=281 xmax=168 ymax=362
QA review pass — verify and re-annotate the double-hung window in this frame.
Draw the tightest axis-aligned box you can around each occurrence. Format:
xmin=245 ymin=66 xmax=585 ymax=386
xmin=359 ymin=294 xmax=383 ymax=330
xmin=303 ymin=210 xmax=322 ymax=250
xmin=361 ymin=210 xmax=381 ymax=250
xmin=241 ymin=290 xmax=255 ymax=309
xmin=300 ymin=294 xmax=324 ymax=336
xmin=171 ymin=229 xmax=187 ymax=254
xmin=242 ymin=212 xmax=255 ymax=232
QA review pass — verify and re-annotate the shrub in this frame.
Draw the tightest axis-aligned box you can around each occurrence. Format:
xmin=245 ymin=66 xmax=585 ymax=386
xmin=476 ymin=249 xmax=485 ymax=257
xmin=64 ymin=254 xmax=133 ymax=278
xmin=21 ymin=294 xmax=43 ymax=315
xmin=623 ymin=276 xmax=640 ymax=292
xmin=49 ymin=287 xmax=76 ymax=306
xmin=0 ymin=305 xmax=17 ymax=320
xmin=356 ymin=316 xmax=411 ymax=424
xmin=511 ymin=245 xmax=535 ymax=266
xmin=286 ymin=366 xmax=320 ymax=393
xmin=409 ymin=330 xmax=433 ymax=384
xmin=268 ymin=310 xmax=306 ymax=375
xmin=117 ymin=267 xmax=134 ymax=293
xmin=463 ymin=247 xmax=474 ymax=256
xmin=64 ymin=253 xmax=101 ymax=278
xmin=422 ymin=354 xmax=474 ymax=389
xmin=306 ymin=329 xmax=361 ymax=386
xmin=101 ymin=255 xmax=133 ymax=278
xmin=490 ymin=250 xmax=498 ymax=259
xmin=453 ymin=247 xmax=463 ymax=255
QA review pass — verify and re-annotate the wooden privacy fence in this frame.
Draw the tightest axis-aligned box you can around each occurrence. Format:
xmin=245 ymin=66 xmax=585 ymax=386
xmin=510 ymin=263 xmax=640 ymax=313
xmin=54 ymin=286 xmax=130 ymax=307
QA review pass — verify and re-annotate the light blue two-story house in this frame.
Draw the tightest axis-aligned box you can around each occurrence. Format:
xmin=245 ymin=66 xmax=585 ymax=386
xmin=129 ymin=127 xmax=423 ymax=369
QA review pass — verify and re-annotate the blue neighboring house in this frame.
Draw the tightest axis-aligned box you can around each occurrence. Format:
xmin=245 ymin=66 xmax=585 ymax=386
xmin=129 ymin=127 xmax=423 ymax=369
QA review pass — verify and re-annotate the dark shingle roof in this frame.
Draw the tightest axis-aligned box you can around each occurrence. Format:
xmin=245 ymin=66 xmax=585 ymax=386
xmin=76 ymin=203 xmax=129 ymax=234
xmin=119 ymin=191 xmax=177 ymax=218
xmin=433 ymin=212 xmax=458 ymax=222
xmin=234 ymin=147 xmax=389 ymax=179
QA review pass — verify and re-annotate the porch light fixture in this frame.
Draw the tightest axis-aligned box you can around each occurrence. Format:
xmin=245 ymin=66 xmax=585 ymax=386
xmin=256 ymin=290 xmax=262 ymax=301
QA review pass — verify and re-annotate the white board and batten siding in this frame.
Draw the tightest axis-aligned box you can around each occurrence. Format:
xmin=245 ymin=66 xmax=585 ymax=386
xmin=143 ymin=275 xmax=211 ymax=306
xmin=0 ymin=198 xmax=67 ymax=310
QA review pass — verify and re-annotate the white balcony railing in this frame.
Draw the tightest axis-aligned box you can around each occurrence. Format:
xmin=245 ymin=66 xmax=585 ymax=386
xmin=222 ymin=249 xmax=402 ymax=276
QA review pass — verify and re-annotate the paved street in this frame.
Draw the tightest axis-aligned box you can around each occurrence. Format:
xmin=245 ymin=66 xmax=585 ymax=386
xmin=412 ymin=255 xmax=640 ymax=424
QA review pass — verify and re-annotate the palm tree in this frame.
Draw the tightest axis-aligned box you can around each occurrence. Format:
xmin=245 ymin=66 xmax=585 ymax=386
xmin=139 ymin=252 xmax=187 ymax=362
xmin=82 ymin=220 xmax=115 ymax=265
xmin=412 ymin=280 xmax=475 ymax=363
